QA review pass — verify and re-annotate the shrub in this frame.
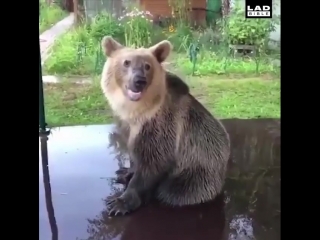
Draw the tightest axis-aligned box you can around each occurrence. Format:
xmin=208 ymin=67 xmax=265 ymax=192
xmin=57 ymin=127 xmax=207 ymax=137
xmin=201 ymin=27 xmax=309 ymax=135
xmin=119 ymin=8 xmax=153 ymax=47
xmin=39 ymin=1 xmax=67 ymax=33
xmin=90 ymin=12 xmax=125 ymax=44
xmin=44 ymin=26 xmax=97 ymax=75
xmin=167 ymin=22 xmax=194 ymax=52
xmin=44 ymin=9 xmax=155 ymax=75
xmin=222 ymin=1 xmax=280 ymax=47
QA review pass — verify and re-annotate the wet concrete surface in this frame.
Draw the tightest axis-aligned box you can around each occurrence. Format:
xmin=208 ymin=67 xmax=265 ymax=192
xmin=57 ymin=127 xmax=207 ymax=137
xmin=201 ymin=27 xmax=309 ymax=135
xmin=39 ymin=119 xmax=280 ymax=240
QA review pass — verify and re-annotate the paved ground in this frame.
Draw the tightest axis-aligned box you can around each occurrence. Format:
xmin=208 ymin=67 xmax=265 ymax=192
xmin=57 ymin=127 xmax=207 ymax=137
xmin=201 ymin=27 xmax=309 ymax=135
xmin=42 ymin=75 xmax=92 ymax=84
xmin=39 ymin=120 xmax=280 ymax=240
xmin=40 ymin=13 xmax=74 ymax=64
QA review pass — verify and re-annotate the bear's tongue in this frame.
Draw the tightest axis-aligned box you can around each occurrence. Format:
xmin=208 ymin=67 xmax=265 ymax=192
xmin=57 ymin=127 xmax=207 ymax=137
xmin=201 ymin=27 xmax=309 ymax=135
xmin=127 ymin=89 xmax=142 ymax=101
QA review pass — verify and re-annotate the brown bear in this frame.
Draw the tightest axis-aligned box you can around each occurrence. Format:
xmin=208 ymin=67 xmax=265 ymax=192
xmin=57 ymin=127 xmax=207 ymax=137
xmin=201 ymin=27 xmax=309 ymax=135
xmin=100 ymin=36 xmax=230 ymax=216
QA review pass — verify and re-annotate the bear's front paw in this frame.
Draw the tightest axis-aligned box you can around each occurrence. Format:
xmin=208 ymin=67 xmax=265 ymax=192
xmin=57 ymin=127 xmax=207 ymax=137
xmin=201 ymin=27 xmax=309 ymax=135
xmin=107 ymin=189 xmax=141 ymax=216
xmin=107 ymin=197 xmax=130 ymax=216
xmin=115 ymin=167 xmax=134 ymax=185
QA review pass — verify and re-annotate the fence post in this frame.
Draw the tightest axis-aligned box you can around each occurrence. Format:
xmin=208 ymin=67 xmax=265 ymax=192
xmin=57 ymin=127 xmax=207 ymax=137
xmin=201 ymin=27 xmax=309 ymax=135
xmin=39 ymin=0 xmax=50 ymax=135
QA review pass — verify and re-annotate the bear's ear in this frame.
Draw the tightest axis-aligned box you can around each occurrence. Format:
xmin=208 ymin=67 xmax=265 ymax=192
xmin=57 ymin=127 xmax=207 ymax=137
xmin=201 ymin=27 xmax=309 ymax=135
xmin=101 ymin=36 xmax=123 ymax=57
xmin=149 ymin=40 xmax=172 ymax=63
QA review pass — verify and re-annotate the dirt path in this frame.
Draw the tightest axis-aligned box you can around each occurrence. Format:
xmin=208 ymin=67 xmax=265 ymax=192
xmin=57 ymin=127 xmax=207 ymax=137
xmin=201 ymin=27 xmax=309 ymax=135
xmin=40 ymin=13 xmax=74 ymax=64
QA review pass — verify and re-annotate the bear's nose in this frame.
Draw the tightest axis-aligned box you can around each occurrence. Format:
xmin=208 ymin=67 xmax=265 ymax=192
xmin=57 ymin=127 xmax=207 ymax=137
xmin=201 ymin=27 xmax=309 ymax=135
xmin=133 ymin=76 xmax=147 ymax=91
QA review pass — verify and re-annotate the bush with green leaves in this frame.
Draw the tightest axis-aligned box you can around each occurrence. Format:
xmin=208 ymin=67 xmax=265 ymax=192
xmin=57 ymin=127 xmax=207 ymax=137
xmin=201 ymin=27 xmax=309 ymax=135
xmin=89 ymin=12 xmax=125 ymax=44
xmin=119 ymin=7 xmax=153 ymax=48
xmin=223 ymin=3 xmax=280 ymax=47
xmin=44 ymin=12 xmax=122 ymax=75
xmin=44 ymin=26 xmax=97 ymax=75
xmin=167 ymin=22 xmax=194 ymax=52
xmin=39 ymin=1 xmax=67 ymax=33
xmin=44 ymin=10 xmax=154 ymax=75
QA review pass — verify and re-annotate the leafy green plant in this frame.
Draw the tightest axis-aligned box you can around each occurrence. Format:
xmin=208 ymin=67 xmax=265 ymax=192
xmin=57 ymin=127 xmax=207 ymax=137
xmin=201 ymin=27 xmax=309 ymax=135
xmin=39 ymin=1 xmax=67 ymax=33
xmin=119 ymin=7 xmax=153 ymax=47
xmin=223 ymin=2 xmax=280 ymax=47
xmin=195 ymin=28 xmax=228 ymax=54
xmin=167 ymin=22 xmax=194 ymax=52
xmin=216 ymin=1 xmax=280 ymax=73
xmin=44 ymin=25 xmax=98 ymax=75
xmin=90 ymin=12 xmax=124 ymax=44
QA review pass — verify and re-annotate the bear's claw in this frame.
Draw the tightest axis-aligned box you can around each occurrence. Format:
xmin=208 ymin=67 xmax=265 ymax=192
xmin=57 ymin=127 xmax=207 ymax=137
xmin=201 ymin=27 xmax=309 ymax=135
xmin=107 ymin=197 xmax=130 ymax=216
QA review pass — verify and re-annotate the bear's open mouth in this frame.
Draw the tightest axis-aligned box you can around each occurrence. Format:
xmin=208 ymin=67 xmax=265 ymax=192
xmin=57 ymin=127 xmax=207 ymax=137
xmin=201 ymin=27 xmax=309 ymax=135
xmin=127 ymin=89 xmax=142 ymax=101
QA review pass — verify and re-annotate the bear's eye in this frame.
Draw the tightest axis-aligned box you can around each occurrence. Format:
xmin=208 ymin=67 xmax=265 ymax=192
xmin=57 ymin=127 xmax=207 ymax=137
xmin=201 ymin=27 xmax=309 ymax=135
xmin=144 ymin=63 xmax=151 ymax=71
xmin=123 ymin=60 xmax=131 ymax=67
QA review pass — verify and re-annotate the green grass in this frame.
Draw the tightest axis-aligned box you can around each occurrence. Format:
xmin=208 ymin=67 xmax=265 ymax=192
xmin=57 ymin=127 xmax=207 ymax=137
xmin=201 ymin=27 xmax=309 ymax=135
xmin=40 ymin=2 xmax=68 ymax=33
xmin=44 ymin=76 xmax=280 ymax=127
xmin=43 ymin=31 xmax=280 ymax=76
xmin=186 ymin=76 xmax=280 ymax=118
xmin=176 ymin=54 xmax=279 ymax=76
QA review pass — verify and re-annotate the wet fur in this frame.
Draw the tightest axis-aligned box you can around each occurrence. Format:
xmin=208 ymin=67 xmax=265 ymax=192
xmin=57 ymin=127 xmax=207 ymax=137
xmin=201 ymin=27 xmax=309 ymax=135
xmin=101 ymin=37 xmax=230 ymax=213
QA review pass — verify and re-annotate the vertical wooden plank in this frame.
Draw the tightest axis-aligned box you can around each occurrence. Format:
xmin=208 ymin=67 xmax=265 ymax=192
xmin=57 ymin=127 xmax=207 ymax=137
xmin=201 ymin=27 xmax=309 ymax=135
xmin=73 ymin=0 xmax=79 ymax=24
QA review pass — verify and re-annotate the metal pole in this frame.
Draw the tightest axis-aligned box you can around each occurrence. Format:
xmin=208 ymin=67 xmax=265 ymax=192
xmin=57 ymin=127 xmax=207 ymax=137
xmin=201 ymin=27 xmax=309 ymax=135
xmin=39 ymin=1 xmax=50 ymax=135
xmin=40 ymin=136 xmax=58 ymax=240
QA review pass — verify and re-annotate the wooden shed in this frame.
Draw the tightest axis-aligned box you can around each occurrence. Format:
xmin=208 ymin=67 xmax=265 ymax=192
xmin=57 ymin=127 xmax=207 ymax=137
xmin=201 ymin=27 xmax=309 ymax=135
xmin=138 ymin=0 xmax=208 ymax=26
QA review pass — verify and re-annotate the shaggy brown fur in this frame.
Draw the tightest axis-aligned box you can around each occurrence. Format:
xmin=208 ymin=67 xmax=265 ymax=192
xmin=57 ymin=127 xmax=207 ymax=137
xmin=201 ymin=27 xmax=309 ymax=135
xmin=100 ymin=36 xmax=230 ymax=216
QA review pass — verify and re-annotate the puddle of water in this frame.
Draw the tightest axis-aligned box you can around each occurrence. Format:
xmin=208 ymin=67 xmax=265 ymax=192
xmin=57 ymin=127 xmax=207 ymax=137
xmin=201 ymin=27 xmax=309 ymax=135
xmin=39 ymin=119 xmax=280 ymax=240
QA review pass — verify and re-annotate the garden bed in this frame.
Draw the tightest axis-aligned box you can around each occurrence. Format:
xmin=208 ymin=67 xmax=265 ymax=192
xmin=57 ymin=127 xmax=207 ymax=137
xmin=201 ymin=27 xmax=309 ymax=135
xmin=42 ymin=8 xmax=280 ymax=77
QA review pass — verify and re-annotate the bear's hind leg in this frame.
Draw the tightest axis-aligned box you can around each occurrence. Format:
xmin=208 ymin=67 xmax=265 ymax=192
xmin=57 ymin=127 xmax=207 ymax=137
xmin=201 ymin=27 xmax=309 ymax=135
xmin=156 ymin=170 xmax=218 ymax=206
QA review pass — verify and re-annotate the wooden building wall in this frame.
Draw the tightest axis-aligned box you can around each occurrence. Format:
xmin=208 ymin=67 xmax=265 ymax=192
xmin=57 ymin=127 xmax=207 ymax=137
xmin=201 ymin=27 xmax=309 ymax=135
xmin=139 ymin=0 xmax=207 ymax=26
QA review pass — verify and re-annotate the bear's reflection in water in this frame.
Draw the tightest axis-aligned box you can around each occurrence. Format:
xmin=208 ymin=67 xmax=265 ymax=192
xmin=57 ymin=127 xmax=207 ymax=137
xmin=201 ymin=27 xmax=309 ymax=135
xmin=85 ymin=119 xmax=280 ymax=240
xmin=87 ymin=196 xmax=225 ymax=240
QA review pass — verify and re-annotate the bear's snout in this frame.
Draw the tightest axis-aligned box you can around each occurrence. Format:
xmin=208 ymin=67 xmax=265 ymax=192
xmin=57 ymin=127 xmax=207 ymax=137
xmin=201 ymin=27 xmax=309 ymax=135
xmin=131 ymin=76 xmax=147 ymax=93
